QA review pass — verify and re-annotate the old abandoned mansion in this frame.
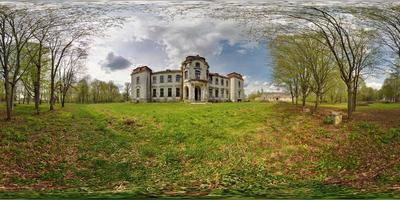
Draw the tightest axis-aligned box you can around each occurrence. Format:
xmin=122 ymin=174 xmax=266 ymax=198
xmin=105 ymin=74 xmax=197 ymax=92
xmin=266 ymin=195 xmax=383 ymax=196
xmin=130 ymin=55 xmax=245 ymax=102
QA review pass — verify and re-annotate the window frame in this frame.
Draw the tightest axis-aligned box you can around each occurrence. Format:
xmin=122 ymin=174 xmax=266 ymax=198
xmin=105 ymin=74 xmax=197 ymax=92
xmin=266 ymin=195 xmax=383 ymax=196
xmin=160 ymin=88 xmax=164 ymax=97
xmin=168 ymin=75 xmax=172 ymax=82
xmin=168 ymin=88 xmax=172 ymax=97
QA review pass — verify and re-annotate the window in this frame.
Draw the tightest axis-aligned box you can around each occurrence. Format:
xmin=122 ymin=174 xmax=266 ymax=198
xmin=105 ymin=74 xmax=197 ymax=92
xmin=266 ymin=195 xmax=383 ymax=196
xmin=226 ymin=80 xmax=228 ymax=87
xmin=195 ymin=62 xmax=200 ymax=68
xmin=221 ymin=89 xmax=224 ymax=98
xmin=136 ymin=88 xmax=140 ymax=98
xmin=152 ymin=76 xmax=156 ymax=84
xmin=160 ymin=75 xmax=164 ymax=83
xmin=221 ymin=79 xmax=224 ymax=85
xmin=168 ymin=88 xmax=172 ymax=97
xmin=209 ymin=88 xmax=213 ymax=98
xmin=176 ymin=88 xmax=180 ymax=97
xmin=208 ymin=76 xmax=212 ymax=83
xmin=176 ymin=75 xmax=180 ymax=82
xmin=238 ymin=81 xmax=241 ymax=88
xmin=195 ymin=70 xmax=201 ymax=79
xmin=215 ymin=78 xmax=218 ymax=85
xmin=238 ymin=91 xmax=241 ymax=98
xmin=184 ymin=71 xmax=188 ymax=79
xmin=226 ymin=90 xmax=229 ymax=97
xmin=168 ymin=75 xmax=172 ymax=82
xmin=215 ymin=89 xmax=219 ymax=98
xmin=160 ymin=88 xmax=164 ymax=97
xmin=152 ymin=89 xmax=156 ymax=97
xmin=136 ymin=77 xmax=140 ymax=84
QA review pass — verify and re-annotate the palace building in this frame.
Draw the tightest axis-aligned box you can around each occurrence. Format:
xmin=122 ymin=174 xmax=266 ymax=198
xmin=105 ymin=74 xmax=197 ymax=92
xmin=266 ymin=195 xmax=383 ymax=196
xmin=130 ymin=55 xmax=245 ymax=102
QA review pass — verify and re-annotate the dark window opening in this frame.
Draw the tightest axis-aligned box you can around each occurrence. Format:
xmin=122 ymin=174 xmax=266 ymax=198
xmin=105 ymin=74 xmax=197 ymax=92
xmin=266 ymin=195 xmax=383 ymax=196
xmin=168 ymin=75 xmax=172 ymax=82
xmin=168 ymin=88 xmax=172 ymax=97
xmin=160 ymin=88 xmax=164 ymax=97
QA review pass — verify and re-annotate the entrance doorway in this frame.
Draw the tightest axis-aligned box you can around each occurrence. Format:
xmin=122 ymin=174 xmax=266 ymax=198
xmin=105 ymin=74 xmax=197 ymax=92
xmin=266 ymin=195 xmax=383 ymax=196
xmin=184 ymin=86 xmax=189 ymax=100
xmin=195 ymin=87 xmax=201 ymax=101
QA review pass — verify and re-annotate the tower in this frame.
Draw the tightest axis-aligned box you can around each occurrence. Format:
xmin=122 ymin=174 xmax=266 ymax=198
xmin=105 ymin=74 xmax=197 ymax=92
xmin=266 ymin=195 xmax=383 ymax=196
xmin=131 ymin=66 xmax=152 ymax=102
xmin=181 ymin=55 xmax=210 ymax=102
xmin=228 ymin=72 xmax=244 ymax=102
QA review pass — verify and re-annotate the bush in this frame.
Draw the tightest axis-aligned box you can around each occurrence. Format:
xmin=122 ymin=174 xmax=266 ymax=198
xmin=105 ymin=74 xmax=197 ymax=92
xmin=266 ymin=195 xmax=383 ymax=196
xmin=323 ymin=115 xmax=334 ymax=125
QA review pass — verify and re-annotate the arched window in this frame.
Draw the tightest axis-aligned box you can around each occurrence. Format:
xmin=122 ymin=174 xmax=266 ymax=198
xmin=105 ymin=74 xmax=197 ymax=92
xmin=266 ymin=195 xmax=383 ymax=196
xmin=195 ymin=62 xmax=200 ymax=68
xmin=195 ymin=70 xmax=201 ymax=79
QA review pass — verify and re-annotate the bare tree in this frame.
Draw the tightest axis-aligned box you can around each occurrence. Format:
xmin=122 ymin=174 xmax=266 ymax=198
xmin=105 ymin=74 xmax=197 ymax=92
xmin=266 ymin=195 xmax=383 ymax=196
xmin=27 ymin=10 xmax=55 ymax=114
xmin=58 ymin=47 xmax=86 ymax=107
xmin=0 ymin=6 xmax=38 ymax=120
xmin=123 ymin=82 xmax=131 ymax=102
xmin=290 ymin=7 xmax=377 ymax=119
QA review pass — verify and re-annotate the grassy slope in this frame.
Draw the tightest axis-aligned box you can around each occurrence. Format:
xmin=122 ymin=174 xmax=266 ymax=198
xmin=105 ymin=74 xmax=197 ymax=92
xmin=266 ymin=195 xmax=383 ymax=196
xmin=0 ymin=102 xmax=399 ymax=198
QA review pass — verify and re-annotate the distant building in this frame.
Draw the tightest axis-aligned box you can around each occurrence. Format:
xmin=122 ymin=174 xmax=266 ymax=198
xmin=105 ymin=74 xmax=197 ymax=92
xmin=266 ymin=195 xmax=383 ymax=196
xmin=130 ymin=55 xmax=245 ymax=102
xmin=255 ymin=92 xmax=291 ymax=102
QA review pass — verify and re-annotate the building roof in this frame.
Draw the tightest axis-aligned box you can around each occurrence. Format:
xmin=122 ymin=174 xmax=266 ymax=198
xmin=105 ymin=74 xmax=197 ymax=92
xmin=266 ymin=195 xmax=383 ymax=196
xmin=209 ymin=73 xmax=228 ymax=79
xmin=152 ymin=69 xmax=181 ymax=75
xmin=131 ymin=66 xmax=152 ymax=75
xmin=181 ymin=55 xmax=210 ymax=68
xmin=227 ymin=72 xmax=244 ymax=80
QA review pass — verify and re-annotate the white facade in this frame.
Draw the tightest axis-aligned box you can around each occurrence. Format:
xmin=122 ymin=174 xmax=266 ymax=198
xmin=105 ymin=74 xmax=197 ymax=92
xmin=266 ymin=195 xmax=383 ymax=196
xmin=130 ymin=55 xmax=245 ymax=103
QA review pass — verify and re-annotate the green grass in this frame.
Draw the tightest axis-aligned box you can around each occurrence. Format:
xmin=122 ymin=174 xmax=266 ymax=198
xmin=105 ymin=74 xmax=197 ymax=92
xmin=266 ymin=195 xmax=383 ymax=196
xmin=1 ymin=102 xmax=400 ymax=198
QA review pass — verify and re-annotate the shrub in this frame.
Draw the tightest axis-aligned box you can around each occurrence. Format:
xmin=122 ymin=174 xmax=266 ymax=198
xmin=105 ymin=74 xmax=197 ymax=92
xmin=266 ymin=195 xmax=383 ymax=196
xmin=323 ymin=116 xmax=334 ymax=125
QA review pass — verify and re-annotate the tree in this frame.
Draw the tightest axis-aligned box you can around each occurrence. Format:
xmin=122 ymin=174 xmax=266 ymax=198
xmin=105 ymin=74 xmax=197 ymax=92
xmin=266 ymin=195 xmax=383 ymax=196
xmin=380 ymin=73 xmax=400 ymax=102
xmin=75 ymin=76 xmax=90 ymax=104
xmin=123 ymin=82 xmax=131 ymax=102
xmin=299 ymin=34 xmax=335 ymax=111
xmin=58 ymin=47 xmax=86 ymax=107
xmin=0 ymin=6 xmax=39 ymax=120
xmin=271 ymin=35 xmax=316 ymax=108
xmin=47 ymin=19 xmax=88 ymax=111
xmin=291 ymin=7 xmax=378 ymax=119
xmin=28 ymin=11 xmax=53 ymax=114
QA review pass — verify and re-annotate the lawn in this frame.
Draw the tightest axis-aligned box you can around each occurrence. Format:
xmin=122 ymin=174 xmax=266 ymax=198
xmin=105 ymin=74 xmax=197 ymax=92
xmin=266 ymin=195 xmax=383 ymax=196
xmin=0 ymin=102 xmax=399 ymax=198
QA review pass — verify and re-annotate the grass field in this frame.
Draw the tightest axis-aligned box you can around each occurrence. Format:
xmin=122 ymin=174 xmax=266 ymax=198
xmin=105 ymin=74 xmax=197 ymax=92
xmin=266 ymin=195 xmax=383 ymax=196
xmin=1 ymin=102 xmax=400 ymax=198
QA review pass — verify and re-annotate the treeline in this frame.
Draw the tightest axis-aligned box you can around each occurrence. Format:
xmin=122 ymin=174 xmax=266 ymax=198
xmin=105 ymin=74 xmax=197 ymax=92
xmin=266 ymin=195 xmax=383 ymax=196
xmin=68 ymin=77 xmax=127 ymax=104
xmin=0 ymin=5 xmax=119 ymax=120
xmin=0 ymin=76 xmax=126 ymax=105
xmin=270 ymin=7 xmax=400 ymax=119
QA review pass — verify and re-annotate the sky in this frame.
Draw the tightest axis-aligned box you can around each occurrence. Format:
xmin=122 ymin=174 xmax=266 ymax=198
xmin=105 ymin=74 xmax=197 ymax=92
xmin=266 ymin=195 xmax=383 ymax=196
xmin=2 ymin=0 xmax=399 ymax=93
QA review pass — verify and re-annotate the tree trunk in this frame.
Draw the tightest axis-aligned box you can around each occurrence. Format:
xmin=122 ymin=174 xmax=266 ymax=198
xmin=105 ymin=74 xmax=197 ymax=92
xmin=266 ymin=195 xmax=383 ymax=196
xmin=302 ymin=95 xmax=306 ymax=107
xmin=347 ymin=84 xmax=353 ymax=120
xmin=314 ymin=92 xmax=320 ymax=112
xmin=50 ymin=76 xmax=55 ymax=110
xmin=34 ymin=68 xmax=41 ymax=114
xmin=352 ymin=89 xmax=357 ymax=112
xmin=4 ymin=79 xmax=12 ymax=120
xmin=61 ymin=94 xmax=65 ymax=108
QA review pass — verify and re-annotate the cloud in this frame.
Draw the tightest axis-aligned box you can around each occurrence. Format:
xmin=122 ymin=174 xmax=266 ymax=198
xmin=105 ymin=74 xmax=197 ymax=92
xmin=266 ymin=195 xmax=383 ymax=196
xmin=100 ymin=52 xmax=132 ymax=72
